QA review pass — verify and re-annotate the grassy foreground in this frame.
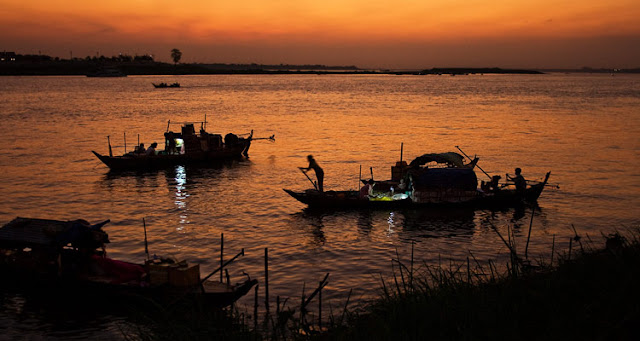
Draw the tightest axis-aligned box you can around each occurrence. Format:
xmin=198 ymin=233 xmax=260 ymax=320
xmin=124 ymin=230 xmax=639 ymax=340
xmin=321 ymin=231 xmax=640 ymax=340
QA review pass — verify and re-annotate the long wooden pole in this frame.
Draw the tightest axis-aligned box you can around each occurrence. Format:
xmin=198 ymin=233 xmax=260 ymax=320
xmin=318 ymin=280 xmax=322 ymax=330
xmin=143 ymin=218 xmax=149 ymax=261
xmin=107 ymin=136 xmax=113 ymax=157
xmin=524 ymin=206 xmax=536 ymax=259
xmin=265 ymin=248 xmax=270 ymax=313
xmin=200 ymin=249 xmax=244 ymax=284
xmin=123 ymin=132 xmax=127 ymax=153
xmin=220 ymin=233 xmax=224 ymax=282
xmin=253 ymin=284 xmax=259 ymax=331
xmin=455 ymin=145 xmax=491 ymax=180
xmin=299 ymin=168 xmax=318 ymax=190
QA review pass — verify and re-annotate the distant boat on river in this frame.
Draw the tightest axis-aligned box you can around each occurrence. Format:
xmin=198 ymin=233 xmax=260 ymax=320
xmin=93 ymin=118 xmax=274 ymax=171
xmin=153 ymin=82 xmax=180 ymax=88
xmin=86 ymin=66 xmax=127 ymax=77
xmin=284 ymin=149 xmax=550 ymax=210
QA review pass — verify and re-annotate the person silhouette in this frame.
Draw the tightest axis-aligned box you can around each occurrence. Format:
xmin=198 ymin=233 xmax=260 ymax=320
xmin=300 ymin=155 xmax=324 ymax=192
xmin=507 ymin=167 xmax=526 ymax=195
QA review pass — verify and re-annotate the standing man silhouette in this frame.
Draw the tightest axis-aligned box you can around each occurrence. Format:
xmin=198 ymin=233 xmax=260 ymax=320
xmin=300 ymin=155 xmax=324 ymax=192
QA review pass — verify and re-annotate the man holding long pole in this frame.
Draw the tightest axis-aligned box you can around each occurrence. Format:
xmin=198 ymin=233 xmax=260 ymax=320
xmin=299 ymin=155 xmax=324 ymax=192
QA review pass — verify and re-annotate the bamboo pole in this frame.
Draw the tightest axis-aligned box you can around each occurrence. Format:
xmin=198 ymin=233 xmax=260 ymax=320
xmin=254 ymin=284 xmax=259 ymax=331
xmin=265 ymin=248 xmax=270 ymax=313
xmin=220 ymin=233 xmax=224 ymax=282
xmin=455 ymin=145 xmax=491 ymax=180
xmin=410 ymin=240 xmax=414 ymax=290
xmin=107 ymin=136 xmax=113 ymax=157
xmin=143 ymin=218 xmax=149 ymax=261
xmin=200 ymin=249 xmax=244 ymax=284
xmin=550 ymin=234 xmax=556 ymax=266
xmin=318 ymin=281 xmax=322 ymax=330
xmin=525 ymin=205 xmax=536 ymax=259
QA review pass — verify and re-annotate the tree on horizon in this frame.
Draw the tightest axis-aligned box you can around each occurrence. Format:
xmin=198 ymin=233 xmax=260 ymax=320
xmin=171 ymin=48 xmax=182 ymax=65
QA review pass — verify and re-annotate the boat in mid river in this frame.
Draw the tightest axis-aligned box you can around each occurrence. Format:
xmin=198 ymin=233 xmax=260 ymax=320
xmin=153 ymin=82 xmax=180 ymax=88
xmin=0 ymin=217 xmax=257 ymax=307
xmin=284 ymin=151 xmax=550 ymax=210
xmin=93 ymin=119 xmax=273 ymax=171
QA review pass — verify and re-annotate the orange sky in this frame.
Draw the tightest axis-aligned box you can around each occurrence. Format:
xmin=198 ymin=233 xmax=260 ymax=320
xmin=2 ymin=1 xmax=639 ymax=68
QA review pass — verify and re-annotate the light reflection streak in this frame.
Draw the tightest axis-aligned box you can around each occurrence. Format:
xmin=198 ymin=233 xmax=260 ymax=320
xmin=387 ymin=211 xmax=396 ymax=236
xmin=174 ymin=165 xmax=189 ymax=231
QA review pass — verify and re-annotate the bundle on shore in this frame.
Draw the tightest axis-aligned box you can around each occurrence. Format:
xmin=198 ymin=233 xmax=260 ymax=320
xmin=321 ymin=230 xmax=640 ymax=340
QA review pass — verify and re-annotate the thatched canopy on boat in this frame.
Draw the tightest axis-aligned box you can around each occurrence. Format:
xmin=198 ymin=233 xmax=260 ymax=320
xmin=409 ymin=152 xmax=467 ymax=168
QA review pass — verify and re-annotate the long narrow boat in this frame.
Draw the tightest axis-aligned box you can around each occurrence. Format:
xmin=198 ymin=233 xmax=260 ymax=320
xmin=153 ymin=82 xmax=180 ymax=88
xmin=284 ymin=151 xmax=550 ymax=210
xmin=92 ymin=120 xmax=265 ymax=171
xmin=0 ymin=217 xmax=257 ymax=307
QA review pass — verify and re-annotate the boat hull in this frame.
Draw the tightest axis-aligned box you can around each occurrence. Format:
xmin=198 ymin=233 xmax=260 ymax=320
xmin=0 ymin=262 xmax=257 ymax=308
xmin=92 ymin=142 xmax=250 ymax=171
xmin=284 ymin=180 xmax=548 ymax=211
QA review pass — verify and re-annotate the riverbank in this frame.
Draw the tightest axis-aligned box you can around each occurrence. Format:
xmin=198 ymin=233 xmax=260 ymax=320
xmin=320 ymin=230 xmax=639 ymax=340
xmin=0 ymin=59 xmax=544 ymax=76
xmin=126 ymin=229 xmax=639 ymax=340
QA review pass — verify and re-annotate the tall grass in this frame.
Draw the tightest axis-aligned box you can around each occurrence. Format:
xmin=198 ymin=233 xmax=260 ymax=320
xmin=320 ymin=227 xmax=640 ymax=340
xmin=123 ymin=227 xmax=640 ymax=340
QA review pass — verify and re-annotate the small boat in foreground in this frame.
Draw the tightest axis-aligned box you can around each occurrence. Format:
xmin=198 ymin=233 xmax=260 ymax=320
xmin=0 ymin=217 xmax=257 ymax=307
xmin=93 ymin=119 xmax=274 ymax=171
xmin=284 ymin=151 xmax=550 ymax=210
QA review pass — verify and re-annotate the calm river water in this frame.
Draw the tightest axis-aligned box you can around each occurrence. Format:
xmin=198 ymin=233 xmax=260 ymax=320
xmin=1 ymin=74 xmax=639 ymax=338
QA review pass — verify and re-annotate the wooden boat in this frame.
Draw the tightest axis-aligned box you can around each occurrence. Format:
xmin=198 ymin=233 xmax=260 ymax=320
xmin=153 ymin=82 xmax=180 ymax=88
xmin=92 ymin=120 xmax=264 ymax=171
xmin=0 ymin=217 xmax=257 ymax=307
xmin=284 ymin=151 xmax=550 ymax=210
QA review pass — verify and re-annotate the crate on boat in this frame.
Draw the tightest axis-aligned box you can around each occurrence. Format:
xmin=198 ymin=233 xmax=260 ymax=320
xmin=168 ymin=263 xmax=200 ymax=287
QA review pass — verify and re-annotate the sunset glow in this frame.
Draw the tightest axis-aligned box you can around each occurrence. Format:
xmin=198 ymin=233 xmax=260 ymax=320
xmin=2 ymin=0 xmax=639 ymax=68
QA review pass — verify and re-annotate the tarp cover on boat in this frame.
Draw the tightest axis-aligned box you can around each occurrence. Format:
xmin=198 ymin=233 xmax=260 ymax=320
xmin=0 ymin=217 xmax=110 ymax=248
xmin=411 ymin=168 xmax=478 ymax=190
xmin=409 ymin=152 xmax=467 ymax=168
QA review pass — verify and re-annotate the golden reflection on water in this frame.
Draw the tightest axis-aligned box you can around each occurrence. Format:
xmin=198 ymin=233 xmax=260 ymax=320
xmin=0 ymin=74 xmax=639 ymax=337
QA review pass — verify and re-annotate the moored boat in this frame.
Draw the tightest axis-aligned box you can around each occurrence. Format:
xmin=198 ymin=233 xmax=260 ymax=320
xmin=86 ymin=66 xmax=127 ymax=77
xmin=0 ymin=217 xmax=257 ymax=307
xmin=92 ymin=119 xmax=273 ymax=171
xmin=284 ymin=150 xmax=550 ymax=210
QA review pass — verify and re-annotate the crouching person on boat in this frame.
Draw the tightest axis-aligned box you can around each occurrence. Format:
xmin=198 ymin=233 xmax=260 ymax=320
xmin=360 ymin=179 xmax=375 ymax=199
xmin=146 ymin=142 xmax=158 ymax=156
xmin=135 ymin=143 xmax=146 ymax=154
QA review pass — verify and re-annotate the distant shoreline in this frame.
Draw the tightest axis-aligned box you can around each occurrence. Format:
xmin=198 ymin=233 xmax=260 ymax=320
xmin=2 ymin=60 xmax=639 ymax=76
xmin=0 ymin=61 xmax=544 ymax=76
